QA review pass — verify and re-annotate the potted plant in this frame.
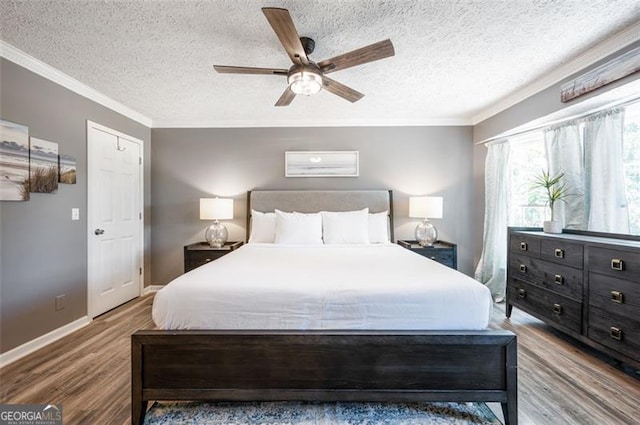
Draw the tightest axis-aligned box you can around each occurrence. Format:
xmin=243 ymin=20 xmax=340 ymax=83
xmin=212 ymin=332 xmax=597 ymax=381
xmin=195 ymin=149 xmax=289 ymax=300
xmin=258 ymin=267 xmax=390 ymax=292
xmin=533 ymin=169 xmax=570 ymax=234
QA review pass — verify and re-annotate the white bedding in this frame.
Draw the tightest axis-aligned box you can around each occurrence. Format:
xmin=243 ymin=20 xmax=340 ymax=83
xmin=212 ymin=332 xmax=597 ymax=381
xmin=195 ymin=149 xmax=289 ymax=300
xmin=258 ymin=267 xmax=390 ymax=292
xmin=152 ymin=243 xmax=492 ymax=330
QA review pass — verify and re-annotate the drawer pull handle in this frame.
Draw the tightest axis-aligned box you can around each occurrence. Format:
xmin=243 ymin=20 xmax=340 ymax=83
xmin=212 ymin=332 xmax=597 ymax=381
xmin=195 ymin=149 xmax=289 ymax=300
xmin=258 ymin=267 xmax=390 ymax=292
xmin=518 ymin=289 xmax=526 ymax=299
xmin=611 ymin=259 xmax=623 ymax=271
xmin=611 ymin=291 xmax=624 ymax=304
xmin=519 ymin=264 xmax=527 ymax=273
xmin=553 ymin=304 xmax=562 ymax=315
xmin=610 ymin=327 xmax=622 ymax=341
xmin=520 ymin=242 xmax=528 ymax=251
xmin=554 ymin=248 xmax=564 ymax=258
xmin=554 ymin=274 xmax=564 ymax=285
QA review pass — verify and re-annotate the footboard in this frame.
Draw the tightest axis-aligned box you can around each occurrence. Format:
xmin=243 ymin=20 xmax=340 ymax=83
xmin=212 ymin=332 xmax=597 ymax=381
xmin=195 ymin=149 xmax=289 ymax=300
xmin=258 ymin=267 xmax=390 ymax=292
xmin=132 ymin=330 xmax=517 ymax=425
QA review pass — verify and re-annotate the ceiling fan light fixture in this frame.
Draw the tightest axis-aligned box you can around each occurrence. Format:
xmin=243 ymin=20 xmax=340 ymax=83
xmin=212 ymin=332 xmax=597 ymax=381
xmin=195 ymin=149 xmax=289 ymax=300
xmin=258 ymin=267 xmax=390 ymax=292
xmin=288 ymin=70 xmax=323 ymax=96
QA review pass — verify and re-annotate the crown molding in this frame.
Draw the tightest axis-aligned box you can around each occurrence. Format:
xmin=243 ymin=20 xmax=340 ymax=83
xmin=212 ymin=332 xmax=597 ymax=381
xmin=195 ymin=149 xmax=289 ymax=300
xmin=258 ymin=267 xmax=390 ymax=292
xmin=151 ymin=117 xmax=472 ymax=128
xmin=471 ymin=20 xmax=640 ymax=125
xmin=0 ymin=40 xmax=153 ymax=127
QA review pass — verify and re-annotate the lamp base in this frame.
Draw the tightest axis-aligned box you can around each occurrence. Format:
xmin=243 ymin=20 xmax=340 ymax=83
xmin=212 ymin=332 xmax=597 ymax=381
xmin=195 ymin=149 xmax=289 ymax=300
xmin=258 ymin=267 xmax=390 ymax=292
xmin=415 ymin=219 xmax=437 ymax=247
xmin=205 ymin=220 xmax=228 ymax=248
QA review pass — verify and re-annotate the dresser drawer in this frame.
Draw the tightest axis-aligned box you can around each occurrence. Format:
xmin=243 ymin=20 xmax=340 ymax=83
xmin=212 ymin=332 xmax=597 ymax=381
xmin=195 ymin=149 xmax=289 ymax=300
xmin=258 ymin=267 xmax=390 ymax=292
xmin=588 ymin=305 xmax=640 ymax=361
xmin=588 ymin=246 xmax=640 ymax=282
xmin=424 ymin=250 xmax=455 ymax=268
xmin=509 ymin=279 xmax=582 ymax=333
xmin=188 ymin=249 xmax=225 ymax=264
xmin=509 ymin=255 xmax=583 ymax=301
xmin=537 ymin=260 xmax=583 ymax=301
xmin=398 ymin=241 xmax=457 ymax=269
xmin=509 ymin=255 xmax=538 ymax=285
xmin=411 ymin=247 xmax=454 ymax=265
xmin=541 ymin=239 xmax=583 ymax=268
xmin=184 ymin=241 xmax=243 ymax=273
xmin=184 ymin=248 xmax=227 ymax=272
xmin=589 ymin=272 xmax=640 ymax=321
xmin=509 ymin=234 xmax=540 ymax=257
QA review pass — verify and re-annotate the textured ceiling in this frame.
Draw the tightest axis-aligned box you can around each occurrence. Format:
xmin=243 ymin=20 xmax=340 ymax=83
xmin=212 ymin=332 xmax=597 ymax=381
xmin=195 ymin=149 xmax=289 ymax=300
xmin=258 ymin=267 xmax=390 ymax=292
xmin=1 ymin=0 xmax=639 ymax=127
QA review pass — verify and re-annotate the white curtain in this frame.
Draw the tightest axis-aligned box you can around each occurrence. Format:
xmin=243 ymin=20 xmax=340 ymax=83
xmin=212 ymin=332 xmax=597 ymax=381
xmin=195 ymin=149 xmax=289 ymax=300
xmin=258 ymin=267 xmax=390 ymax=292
xmin=475 ymin=140 xmax=510 ymax=302
xmin=584 ymin=109 xmax=630 ymax=233
xmin=544 ymin=122 xmax=584 ymax=229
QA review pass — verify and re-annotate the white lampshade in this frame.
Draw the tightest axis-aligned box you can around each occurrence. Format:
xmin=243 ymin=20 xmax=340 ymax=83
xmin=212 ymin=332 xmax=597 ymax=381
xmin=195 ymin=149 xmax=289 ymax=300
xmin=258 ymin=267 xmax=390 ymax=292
xmin=409 ymin=196 xmax=443 ymax=219
xmin=200 ymin=198 xmax=233 ymax=220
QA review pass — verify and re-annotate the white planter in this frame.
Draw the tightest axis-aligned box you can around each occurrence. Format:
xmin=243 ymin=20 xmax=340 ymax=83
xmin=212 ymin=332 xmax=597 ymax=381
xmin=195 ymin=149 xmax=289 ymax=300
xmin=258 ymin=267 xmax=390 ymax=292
xmin=543 ymin=220 xmax=563 ymax=234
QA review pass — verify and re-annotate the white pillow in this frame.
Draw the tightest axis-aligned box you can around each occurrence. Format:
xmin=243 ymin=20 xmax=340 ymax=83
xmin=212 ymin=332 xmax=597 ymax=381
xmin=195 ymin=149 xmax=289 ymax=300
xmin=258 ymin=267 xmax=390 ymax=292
xmin=249 ymin=210 xmax=276 ymax=243
xmin=369 ymin=211 xmax=390 ymax=244
xmin=274 ymin=210 xmax=323 ymax=245
xmin=321 ymin=208 xmax=370 ymax=244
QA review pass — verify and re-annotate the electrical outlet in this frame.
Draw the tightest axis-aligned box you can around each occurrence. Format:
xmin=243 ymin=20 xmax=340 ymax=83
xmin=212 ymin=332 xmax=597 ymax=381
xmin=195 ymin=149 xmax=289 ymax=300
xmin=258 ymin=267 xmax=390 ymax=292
xmin=55 ymin=295 xmax=66 ymax=311
xmin=72 ymin=208 xmax=80 ymax=220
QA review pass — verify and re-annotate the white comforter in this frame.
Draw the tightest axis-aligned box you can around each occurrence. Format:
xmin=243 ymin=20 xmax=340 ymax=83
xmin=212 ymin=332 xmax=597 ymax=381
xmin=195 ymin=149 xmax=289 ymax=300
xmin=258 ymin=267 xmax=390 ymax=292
xmin=152 ymin=243 xmax=492 ymax=330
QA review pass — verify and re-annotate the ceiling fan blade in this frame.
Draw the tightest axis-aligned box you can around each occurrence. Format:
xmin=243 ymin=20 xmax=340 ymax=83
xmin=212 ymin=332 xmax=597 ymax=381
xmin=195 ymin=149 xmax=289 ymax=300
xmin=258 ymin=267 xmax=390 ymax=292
xmin=262 ymin=7 xmax=309 ymax=65
xmin=318 ymin=39 xmax=394 ymax=74
xmin=275 ymin=86 xmax=296 ymax=107
xmin=322 ymin=76 xmax=364 ymax=103
xmin=213 ymin=65 xmax=288 ymax=76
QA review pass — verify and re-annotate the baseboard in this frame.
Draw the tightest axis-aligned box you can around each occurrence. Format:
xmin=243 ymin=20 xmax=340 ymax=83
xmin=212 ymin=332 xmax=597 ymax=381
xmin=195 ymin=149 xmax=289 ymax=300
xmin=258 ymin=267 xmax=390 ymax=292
xmin=143 ymin=285 xmax=163 ymax=295
xmin=0 ymin=316 xmax=91 ymax=369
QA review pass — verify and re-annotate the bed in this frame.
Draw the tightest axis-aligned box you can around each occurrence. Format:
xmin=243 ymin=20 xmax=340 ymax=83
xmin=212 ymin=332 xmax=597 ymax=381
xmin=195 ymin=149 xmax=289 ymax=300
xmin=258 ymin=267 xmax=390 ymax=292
xmin=132 ymin=190 xmax=517 ymax=425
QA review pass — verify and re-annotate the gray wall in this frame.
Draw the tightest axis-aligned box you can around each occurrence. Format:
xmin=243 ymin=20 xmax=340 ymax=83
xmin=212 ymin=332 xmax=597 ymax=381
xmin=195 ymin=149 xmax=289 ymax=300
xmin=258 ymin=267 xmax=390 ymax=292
xmin=151 ymin=126 xmax=474 ymax=286
xmin=0 ymin=59 xmax=151 ymax=353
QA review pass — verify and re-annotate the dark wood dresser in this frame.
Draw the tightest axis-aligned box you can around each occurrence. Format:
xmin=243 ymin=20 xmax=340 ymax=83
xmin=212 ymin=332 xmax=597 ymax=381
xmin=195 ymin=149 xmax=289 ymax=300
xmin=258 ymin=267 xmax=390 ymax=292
xmin=507 ymin=227 xmax=640 ymax=368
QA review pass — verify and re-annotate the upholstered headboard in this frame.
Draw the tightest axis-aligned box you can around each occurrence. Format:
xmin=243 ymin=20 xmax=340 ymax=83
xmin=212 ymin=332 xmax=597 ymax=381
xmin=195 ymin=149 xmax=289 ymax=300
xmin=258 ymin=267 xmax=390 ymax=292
xmin=246 ymin=190 xmax=394 ymax=241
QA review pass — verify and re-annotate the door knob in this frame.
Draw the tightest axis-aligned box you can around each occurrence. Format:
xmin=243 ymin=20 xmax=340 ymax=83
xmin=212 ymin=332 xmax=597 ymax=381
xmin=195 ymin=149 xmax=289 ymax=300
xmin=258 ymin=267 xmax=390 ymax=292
xmin=94 ymin=228 xmax=105 ymax=235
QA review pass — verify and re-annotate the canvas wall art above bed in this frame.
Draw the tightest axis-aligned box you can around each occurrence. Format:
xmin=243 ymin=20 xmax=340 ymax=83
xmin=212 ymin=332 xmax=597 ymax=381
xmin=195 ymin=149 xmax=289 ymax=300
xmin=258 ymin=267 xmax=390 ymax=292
xmin=285 ymin=151 xmax=359 ymax=177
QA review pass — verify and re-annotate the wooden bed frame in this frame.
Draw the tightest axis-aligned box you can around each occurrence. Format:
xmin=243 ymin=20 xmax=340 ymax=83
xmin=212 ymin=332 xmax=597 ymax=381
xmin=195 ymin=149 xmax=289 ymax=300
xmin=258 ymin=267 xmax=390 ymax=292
xmin=132 ymin=190 xmax=518 ymax=425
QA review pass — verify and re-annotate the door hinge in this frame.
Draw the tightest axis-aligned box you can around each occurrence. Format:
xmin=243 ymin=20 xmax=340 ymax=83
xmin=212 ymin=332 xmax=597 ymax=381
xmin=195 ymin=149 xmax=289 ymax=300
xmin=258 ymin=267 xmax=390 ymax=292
xmin=139 ymin=156 xmax=142 ymax=165
xmin=139 ymin=212 xmax=142 ymax=220
xmin=139 ymin=267 xmax=142 ymax=276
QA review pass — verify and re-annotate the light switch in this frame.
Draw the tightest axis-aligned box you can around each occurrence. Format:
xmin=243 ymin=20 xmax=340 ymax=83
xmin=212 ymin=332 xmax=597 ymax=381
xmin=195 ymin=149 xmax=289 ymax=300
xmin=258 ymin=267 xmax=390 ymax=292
xmin=72 ymin=208 xmax=80 ymax=220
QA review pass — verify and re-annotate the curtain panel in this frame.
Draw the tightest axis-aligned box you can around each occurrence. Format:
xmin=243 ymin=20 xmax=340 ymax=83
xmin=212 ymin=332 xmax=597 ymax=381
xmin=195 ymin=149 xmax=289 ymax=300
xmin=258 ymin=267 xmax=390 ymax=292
xmin=544 ymin=122 xmax=584 ymax=229
xmin=584 ymin=109 xmax=630 ymax=234
xmin=475 ymin=140 xmax=510 ymax=302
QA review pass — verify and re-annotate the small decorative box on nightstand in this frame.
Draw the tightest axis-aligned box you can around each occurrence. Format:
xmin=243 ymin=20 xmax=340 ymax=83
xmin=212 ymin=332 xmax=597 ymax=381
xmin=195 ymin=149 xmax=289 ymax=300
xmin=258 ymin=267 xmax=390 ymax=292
xmin=184 ymin=241 xmax=243 ymax=273
xmin=398 ymin=240 xmax=457 ymax=269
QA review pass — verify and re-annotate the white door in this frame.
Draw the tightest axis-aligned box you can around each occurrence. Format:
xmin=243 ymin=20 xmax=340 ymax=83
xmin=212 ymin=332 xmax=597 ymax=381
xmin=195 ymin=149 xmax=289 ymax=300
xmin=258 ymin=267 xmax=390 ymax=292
xmin=87 ymin=121 xmax=143 ymax=318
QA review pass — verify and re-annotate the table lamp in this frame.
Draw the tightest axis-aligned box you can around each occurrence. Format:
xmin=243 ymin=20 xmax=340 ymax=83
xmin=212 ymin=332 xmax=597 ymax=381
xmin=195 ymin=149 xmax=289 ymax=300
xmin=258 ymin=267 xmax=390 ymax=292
xmin=409 ymin=196 xmax=443 ymax=247
xmin=200 ymin=198 xmax=233 ymax=248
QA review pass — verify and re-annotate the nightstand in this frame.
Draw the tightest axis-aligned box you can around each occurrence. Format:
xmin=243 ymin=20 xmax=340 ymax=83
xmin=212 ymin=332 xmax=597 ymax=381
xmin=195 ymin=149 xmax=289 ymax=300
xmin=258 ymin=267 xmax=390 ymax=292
xmin=184 ymin=241 xmax=243 ymax=273
xmin=397 ymin=240 xmax=457 ymax=269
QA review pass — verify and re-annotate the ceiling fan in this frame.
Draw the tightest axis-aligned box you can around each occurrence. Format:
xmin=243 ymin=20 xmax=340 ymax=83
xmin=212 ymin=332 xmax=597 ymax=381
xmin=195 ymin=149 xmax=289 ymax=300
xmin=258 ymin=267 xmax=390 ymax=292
xmin=213 ymin=7 xmax=395 ymax=106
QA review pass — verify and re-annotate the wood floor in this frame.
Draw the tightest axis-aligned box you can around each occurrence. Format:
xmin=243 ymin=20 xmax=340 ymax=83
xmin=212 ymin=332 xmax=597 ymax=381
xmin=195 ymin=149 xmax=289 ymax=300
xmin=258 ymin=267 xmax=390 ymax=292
xmin=1 ymin=295 xmax=639 ymax=425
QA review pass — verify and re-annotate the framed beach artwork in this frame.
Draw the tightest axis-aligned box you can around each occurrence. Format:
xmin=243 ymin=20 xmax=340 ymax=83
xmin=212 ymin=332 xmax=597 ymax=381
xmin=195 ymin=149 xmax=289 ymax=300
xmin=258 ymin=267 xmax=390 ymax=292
xmin=59 ymin=154 xmax=77 ymax=184
xmin=30 ymin=137 xmax=59 ymax=193
xmin=285 ymin=151 xmax=359 ymax=177
xmin=0 ymin=119 xmax=30 ymax=201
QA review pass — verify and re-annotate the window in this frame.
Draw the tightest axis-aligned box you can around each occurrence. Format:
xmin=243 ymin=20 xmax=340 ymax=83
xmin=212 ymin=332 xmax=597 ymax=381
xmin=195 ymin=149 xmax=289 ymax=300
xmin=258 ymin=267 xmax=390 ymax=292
xmin=504 ymin=100 xmax=640 ymax=234
xmin=507 ymin=131 xmax=546 ymax=227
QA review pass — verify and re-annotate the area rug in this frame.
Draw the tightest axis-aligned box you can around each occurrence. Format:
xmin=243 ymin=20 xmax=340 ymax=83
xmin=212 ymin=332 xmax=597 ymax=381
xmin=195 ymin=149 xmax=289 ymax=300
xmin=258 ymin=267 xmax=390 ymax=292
xmin=143 ymin=401 xmax=502 ymax=424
